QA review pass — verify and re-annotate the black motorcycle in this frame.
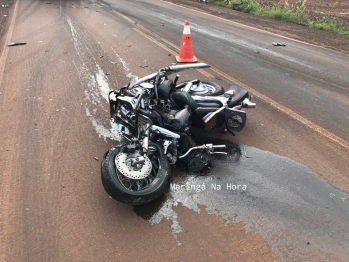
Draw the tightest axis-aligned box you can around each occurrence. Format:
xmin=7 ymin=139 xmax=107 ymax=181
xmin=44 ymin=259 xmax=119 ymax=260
xmin=101 ymin=63 xmax=255 ymax=205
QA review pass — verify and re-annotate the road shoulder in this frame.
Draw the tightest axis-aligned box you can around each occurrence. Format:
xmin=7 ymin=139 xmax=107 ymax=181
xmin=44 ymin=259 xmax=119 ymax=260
xmin=165 ymin=0 xmax=349 ymax=54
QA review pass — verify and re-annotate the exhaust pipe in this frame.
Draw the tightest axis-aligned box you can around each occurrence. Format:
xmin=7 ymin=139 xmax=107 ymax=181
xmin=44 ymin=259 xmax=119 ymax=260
xmin=150 ymin=125 xmax=180 ymax=139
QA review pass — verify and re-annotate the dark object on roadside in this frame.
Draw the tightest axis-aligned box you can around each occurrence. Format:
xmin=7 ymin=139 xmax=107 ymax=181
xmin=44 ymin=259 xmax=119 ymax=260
xmin=8 ymin=42 xmax=27 ymax=46
xmin=272 ymin=42 xmax=286 ymax=46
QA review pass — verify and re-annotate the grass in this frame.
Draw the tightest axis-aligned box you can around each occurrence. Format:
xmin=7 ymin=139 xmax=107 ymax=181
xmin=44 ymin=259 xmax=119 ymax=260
xmin=206 ymin=0 xmax=349 ymax=36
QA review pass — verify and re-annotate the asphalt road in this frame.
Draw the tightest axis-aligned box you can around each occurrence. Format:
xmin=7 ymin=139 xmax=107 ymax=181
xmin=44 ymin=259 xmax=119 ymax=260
xmin=0 ymin=0 xmax=348 ymax=261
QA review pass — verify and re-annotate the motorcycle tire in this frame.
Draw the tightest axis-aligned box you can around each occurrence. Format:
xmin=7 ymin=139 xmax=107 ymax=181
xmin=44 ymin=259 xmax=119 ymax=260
xmin=101 ymin=142 xmax=170 ymax=205
xmin=176 ymin=80 xmax=224 ymax=96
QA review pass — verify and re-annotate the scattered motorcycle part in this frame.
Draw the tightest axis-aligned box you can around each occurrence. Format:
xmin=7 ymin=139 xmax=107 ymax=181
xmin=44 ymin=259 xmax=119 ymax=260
xmin=8 ymin=42 xmax=27 ymax=46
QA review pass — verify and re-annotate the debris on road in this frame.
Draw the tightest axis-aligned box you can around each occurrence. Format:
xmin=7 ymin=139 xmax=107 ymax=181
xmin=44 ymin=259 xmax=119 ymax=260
xmin=341 ymin=197 xmax=349 ymax=201
xmin=272 ymin=42 xmax=286 ymax=47
xmin=94 ymin=157 xmax=99 ymax=161
xmin=8 ymin=42 xmax=27 ymax=47
xmin=254 ymin=50 xmax=260 ymax=54
xmin=168 ymin=53 xmax=171 ymax=56
xmin=140 ymin=65 xmax=148 ymax=68
xmin=56 ymin=109 xmax=60 ymax=112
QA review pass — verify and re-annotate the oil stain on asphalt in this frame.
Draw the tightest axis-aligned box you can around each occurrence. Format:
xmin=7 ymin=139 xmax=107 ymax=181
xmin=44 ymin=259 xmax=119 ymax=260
xmin=134 ymin=137 xmax=349 ymax=261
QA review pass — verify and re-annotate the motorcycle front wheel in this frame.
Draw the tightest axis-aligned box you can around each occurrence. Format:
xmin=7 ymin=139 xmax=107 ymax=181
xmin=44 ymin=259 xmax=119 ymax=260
xmin=176 ymin=80 xmax=224 ymax=96
xmin=101 ymin=142 xmax=170 ymax=205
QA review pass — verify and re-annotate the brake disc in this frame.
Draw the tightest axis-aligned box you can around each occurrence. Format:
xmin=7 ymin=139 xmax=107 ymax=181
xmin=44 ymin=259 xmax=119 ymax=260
xmin=115 ymin=152 xmax=152 ymax=180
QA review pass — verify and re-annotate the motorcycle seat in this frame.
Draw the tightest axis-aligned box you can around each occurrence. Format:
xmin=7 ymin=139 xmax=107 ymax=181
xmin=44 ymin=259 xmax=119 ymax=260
xmin=170 ymin=91 xmax=198 ymax=112
xmin=196 ymin=101 xmax=222 ymax=108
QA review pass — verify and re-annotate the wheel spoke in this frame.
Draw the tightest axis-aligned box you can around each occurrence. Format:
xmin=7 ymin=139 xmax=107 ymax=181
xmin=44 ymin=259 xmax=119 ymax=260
xmin=115 ymin=155 xmax=159 ymax=191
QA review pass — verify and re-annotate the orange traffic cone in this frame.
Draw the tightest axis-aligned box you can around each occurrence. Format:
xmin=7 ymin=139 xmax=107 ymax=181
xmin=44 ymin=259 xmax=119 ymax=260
xmin=176 ymin=21 xmax=197 ymax=63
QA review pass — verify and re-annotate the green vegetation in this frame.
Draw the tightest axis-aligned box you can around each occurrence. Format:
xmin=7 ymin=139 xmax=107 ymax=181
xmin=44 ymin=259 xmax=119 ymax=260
xmin=206 ymin=0 xmax=349 ymax=36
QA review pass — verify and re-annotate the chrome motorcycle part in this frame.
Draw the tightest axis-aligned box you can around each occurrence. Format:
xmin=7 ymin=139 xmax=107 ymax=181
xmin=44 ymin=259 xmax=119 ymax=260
xmin=204 ymin=144 xmax=227 ymax=155
xmin=242 ymin=98 xmax=256 ymax=108
xmin=178 ymin=80 xmax=224 ymax=96
xmin=142 ymin=123 xmax=150 ymax=151
xmin=167 ymin=62 xmax=210 ymax=72
xmin=203 ymin=106 xmax=225 ymax=123
xmin=163 ymin=140 xmax=172 ymax=154
xmin=115 ymin=152 xmax=152 ymax=179
xmin=150 ymin=125 xmax=181 ymax=139
xmin=181 ymin=82 xmax=193 ymax=93
xmin=179 ymin=144 xmax=227 ymax=159
xmin=140 ymin=82 xmax=154 ymax=89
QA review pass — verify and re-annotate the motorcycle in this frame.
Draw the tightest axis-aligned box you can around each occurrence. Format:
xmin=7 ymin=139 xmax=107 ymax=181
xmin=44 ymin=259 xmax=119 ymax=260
xmin=101 ymin=63 xmax=255 ymax=205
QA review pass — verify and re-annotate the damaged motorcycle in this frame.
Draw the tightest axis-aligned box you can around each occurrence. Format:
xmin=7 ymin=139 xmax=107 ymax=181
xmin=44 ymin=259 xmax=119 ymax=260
xmin=101 ymin=63 xmax=255 ymax=205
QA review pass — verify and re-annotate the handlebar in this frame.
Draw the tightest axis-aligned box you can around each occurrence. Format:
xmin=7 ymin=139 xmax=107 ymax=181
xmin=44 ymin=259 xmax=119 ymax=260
xmin=212 ymin=145 xmax=226 ymax=148
xmin=127 ymin=63 xmax=210 ymax=89
xmin=166 ymin=63 xmax=210 ymax=72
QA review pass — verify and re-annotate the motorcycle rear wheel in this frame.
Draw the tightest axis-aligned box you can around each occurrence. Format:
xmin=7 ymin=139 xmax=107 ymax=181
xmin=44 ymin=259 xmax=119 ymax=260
xmin=176 ymin=80 xmax=224 ymax=96
xmin=101 ymin=143 xmax=170 ymax=205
